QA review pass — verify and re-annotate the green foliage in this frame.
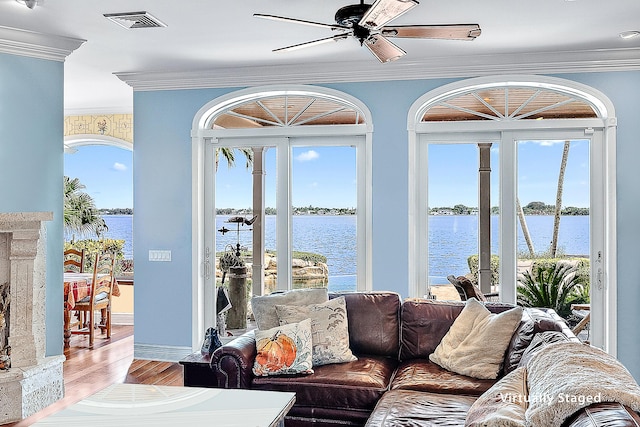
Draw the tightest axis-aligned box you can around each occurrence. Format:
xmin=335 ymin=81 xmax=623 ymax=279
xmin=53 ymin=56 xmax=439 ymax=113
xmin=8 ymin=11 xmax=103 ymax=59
xmin=516 ymin=263 xmax=585 ymax=318
xmin=292 ymin=251 xmax=327 ymax=264
xmin=64 ymin=176 xmax=108 ymax=237
xmin=264 ymin=250 xmax=327 ymax=264
xmin=64 ymin=239 xmax=125 ymax=274
xmin=467 ymin=254 xmax=500 ymax=286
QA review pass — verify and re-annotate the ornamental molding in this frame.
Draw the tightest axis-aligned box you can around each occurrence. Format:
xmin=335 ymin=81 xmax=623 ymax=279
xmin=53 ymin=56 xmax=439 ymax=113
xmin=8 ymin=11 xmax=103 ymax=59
xmin=64 ymin=114 xmax=133 ymax=144
xmin=0 ymin=25 xmax=85 ymax=62
xmin=115 ymin=47 xmax=640 ymax=91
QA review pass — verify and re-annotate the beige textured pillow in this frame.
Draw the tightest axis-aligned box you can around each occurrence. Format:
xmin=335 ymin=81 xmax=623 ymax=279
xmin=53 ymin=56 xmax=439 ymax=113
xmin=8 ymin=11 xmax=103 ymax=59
xmin=251 ymin=288 xmax=328 ymax=330
xmin=276 ymin=296 xmax=357 ymax=366
xmin=430 ymin=298 xmax=523 ymax=379
xmin=465 ymin=366 xmax=527 ymax=426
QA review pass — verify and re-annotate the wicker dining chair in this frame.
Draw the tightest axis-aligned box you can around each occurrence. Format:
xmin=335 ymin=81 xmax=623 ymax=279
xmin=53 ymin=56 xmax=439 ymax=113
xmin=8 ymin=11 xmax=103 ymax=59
xmin=71 ymin=252 xmax=115 ymax=347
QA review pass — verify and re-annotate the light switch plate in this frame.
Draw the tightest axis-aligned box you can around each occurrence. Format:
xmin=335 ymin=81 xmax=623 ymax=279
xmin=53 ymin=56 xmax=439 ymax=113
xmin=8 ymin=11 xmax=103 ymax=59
xmin=149 ymin=250 xmax=171 ymax=262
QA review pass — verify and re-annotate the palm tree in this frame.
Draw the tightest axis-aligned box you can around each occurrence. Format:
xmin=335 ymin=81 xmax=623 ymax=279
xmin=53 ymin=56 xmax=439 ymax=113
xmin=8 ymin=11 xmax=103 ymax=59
xmin=215 ymin=148 xmax=254 ymax=171
xmin=516 ymin=263 xmax=583 ymax=318
xmin=516 ymin=198 xmax=535 ymax=257
xmin=550 ymin=141 xmax=571 ymax=258
xmin=64 ymin=176 xmax=108 ymax=238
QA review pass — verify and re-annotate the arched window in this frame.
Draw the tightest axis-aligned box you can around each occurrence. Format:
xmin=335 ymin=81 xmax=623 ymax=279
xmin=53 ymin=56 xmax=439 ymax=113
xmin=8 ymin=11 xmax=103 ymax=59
xmin=191 ymin=85 xmax=372 ymax=343
xmin=408 ymin=76 xmax=616 ymax=354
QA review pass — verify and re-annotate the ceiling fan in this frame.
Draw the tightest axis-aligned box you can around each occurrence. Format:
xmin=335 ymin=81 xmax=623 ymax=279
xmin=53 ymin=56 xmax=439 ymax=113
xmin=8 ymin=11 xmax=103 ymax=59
xmin=255 ymin=0 xmax=481 ymax=63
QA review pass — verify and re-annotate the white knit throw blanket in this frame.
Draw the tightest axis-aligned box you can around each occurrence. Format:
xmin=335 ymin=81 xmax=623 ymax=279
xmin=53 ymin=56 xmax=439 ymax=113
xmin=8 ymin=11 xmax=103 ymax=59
xmin=525 ymin=341 xmax=640 ymax=426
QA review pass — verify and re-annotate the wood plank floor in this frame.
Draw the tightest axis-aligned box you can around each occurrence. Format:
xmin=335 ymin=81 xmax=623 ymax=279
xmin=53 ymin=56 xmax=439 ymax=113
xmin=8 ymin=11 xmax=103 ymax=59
xmin=4 ymin=325 xmax=184 ymax=426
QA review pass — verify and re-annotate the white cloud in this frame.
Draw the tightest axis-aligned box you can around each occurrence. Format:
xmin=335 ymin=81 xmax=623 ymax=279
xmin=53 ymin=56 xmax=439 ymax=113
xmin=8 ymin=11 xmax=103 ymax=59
xmin=296 ymin=150 xmax=319 ymax=162
xmin=112 ymin=162 xmax=127 ymax=171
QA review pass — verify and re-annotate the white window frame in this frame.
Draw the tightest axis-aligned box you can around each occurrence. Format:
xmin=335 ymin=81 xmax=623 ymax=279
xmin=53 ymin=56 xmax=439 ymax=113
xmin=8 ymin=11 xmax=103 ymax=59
xmin=408 ymin=75 xmax=617 ymax=354
xmin=190 ymin=85 xmax=373 ymax=351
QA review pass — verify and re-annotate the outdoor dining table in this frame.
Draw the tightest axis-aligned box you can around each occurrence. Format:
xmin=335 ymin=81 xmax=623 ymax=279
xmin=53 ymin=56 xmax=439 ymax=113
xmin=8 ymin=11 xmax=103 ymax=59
xmin=63 ymin=272 xmax=120 ymax=348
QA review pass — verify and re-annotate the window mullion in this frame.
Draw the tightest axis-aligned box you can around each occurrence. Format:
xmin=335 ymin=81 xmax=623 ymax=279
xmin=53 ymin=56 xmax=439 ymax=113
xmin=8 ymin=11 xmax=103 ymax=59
xmin=499 ymin=131 xmax=517 ymax=304
xmin=276 ymin=138 xmax=292 ymax=290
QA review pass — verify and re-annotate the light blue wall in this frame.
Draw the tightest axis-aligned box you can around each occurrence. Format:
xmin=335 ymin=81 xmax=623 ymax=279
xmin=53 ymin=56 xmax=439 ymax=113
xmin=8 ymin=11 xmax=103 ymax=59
xmin=133 ymin=71 xmax=640 ymax=378
xmin=0 ymin=53 xmax=65 ymax=356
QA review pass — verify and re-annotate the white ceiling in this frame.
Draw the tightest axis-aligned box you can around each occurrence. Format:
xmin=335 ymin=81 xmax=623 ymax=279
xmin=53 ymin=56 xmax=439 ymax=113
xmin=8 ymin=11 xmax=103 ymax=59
xmin=1 ymin=0 xmax=639 ymax=114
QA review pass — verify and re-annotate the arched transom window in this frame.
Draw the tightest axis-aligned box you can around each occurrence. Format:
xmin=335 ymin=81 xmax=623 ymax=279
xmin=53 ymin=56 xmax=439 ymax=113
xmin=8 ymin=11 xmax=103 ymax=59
xmin=210 ymin=94 xmax=365 ymax=129
xmin=421 ymin=86 xmax=599 ymax=122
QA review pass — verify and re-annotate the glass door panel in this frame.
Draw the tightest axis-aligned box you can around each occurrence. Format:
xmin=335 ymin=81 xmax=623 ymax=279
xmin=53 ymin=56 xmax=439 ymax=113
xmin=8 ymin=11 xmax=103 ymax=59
xmin=427 ymin=143 xmax=500 ymax=299
xmin=516 ymin=138 xmax=591 ymax=334
xmin=214 ymin=144 xmax=276 ymax=294
xmin=291 ymin=146 xmax=357 ymax=292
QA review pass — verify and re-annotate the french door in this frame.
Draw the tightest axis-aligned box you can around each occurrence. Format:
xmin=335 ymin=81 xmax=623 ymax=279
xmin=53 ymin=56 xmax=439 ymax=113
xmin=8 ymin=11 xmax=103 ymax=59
xmin=415 ymin=127 xmax=610 ymax=351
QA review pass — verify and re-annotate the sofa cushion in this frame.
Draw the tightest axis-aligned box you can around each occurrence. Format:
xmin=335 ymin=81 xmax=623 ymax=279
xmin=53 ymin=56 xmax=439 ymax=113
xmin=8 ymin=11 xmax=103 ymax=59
xmin=391 ymin=359 xmax=496 ymax=397
xmin=465 ymin=366 xmax=528 ymax=427
xmin=400 ymin=298 xmax=516 ymax=361
xmin=252 ymin=355 xmax=397 ymax=412
xmin=330 ymin=291 xmax=401 ymax=358
xmin=429 ymin=298 xmax=523 ymax=379
xmin=276 ymin=296 xmax=357 ymax=366
xmin=366 ymin=389 xmax=476 ymax=427
xmin=502 ymin=308 xmax=566 ymax=375
xmin=252 ymin=288 xmax=328 ymax=330
xmin=252 ymin=318 xmax=314 ymax=377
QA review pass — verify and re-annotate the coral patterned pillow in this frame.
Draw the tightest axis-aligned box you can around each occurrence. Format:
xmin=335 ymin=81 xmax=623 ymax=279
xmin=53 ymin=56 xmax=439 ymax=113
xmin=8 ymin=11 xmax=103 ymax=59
xmin=252 ymin=318 xmax=314 ymax=377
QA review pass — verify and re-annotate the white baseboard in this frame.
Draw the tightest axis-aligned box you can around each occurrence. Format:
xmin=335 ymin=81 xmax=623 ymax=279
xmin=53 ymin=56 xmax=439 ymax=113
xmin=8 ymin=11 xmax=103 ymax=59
xmin=134 ymin=343 xmax=193 ymax=362
xmin=112 ymin=312 xmax=134 ymax=325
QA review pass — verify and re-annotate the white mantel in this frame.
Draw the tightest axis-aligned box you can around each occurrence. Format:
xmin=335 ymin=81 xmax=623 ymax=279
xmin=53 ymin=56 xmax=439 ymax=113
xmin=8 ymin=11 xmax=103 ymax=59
xmin=0 ymin=212 xmax=65 ymax=424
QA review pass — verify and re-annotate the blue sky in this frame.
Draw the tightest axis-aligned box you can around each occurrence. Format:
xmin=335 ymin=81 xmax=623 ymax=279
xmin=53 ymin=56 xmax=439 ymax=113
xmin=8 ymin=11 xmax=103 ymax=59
xmin=64 ymin=145 xmax=133 ymax=209
xmin=64 ymin=139 xmax=589 ymax=210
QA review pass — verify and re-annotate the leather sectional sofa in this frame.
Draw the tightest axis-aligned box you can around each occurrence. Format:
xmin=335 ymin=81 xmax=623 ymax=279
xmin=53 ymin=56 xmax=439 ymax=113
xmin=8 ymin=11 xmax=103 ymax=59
xmin=208 ymin=291 xmax=640 ymax=426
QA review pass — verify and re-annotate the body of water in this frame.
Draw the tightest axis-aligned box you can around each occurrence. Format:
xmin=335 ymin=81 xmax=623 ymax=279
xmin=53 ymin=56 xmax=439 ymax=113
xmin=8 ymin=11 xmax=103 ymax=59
xmin=98 ymin=214 xmax=590 ymax=292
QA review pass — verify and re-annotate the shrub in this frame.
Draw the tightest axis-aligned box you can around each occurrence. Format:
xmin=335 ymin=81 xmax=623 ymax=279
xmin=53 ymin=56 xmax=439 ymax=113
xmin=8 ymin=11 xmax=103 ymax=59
xmin=516 ymin=263 xmax=585 ymax=318
xmin=64 ymin=238 xmax=125 ymax=274
xmin=467 ymin=255 xmax=500 ymax=286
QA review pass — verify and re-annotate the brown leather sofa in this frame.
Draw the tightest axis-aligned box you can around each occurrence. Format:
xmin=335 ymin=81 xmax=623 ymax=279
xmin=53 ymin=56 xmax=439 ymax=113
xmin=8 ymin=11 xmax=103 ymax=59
xmin=209 ymin=292 xmax=640 ymax=426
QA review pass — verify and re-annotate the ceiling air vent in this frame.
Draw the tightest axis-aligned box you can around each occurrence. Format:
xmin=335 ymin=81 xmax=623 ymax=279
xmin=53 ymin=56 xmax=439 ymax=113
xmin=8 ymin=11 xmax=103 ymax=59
xmin=103 ymin=11 xmax=167 ymax=29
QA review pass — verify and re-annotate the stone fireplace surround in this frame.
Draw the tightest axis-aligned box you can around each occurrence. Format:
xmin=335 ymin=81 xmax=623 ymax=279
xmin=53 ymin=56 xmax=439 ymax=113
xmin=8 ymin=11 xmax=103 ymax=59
xmin=0 ymin=212 xmax=64 ymax=424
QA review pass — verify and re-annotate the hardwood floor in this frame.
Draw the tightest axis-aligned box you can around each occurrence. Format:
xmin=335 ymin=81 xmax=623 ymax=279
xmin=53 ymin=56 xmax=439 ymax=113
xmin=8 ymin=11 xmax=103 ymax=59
xmin=4 ymin=325 xmax=184 ymax=426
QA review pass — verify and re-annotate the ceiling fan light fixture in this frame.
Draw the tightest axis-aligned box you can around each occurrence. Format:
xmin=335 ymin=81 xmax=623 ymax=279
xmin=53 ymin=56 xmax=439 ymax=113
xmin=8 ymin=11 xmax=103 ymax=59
xmin=619 ymin=31 xmax=640 ymax=40
xmin=15 ymin=0 xmax=40 ymax=9
xmin=359 ymin=0 xmax=419 ymax=29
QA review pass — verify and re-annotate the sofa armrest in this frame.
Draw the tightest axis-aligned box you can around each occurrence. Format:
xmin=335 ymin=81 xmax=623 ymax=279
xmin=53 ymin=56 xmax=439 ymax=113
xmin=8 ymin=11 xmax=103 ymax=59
xmin=209 ymin=331 xmax=256 ymax=389
xmin=562 ymin=402 xmax=640 ymax=426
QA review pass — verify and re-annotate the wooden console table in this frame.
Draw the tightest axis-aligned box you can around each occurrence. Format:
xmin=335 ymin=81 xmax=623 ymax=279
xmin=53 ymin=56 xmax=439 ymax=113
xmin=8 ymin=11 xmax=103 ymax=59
xmin=179 ymin=352 xmax=218 ymax=387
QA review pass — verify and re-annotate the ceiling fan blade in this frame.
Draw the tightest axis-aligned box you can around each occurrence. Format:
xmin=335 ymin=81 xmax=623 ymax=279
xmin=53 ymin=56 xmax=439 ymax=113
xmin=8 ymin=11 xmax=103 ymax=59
xmin=359 ymin=0 xmax=419 ymax=30
xmin=273 ymin=33 xmax=350 ymax=52
xmin=254 ymin=13 xmax=349 ymax=31
xmin=381 ymin=24 xmax=481 ymax=40
xmin=364 ymin=34 xmax=406 ymax=63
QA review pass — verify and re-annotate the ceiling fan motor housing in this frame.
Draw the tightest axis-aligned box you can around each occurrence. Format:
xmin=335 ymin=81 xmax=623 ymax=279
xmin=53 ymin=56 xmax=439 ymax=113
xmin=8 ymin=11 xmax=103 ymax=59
xmin=335 ymin=4 xmax=371 ymax=27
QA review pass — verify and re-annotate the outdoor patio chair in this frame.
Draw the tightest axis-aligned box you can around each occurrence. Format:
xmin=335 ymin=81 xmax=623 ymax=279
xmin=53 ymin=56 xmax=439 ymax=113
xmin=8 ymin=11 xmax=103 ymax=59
xmin=447 ymin=274 xmax=499 ymax=302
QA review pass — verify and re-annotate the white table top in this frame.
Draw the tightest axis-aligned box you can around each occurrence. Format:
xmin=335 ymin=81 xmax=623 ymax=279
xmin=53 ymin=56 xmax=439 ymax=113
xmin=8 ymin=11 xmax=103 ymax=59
xmin=33 ymin=384 xmax=295 ymax=426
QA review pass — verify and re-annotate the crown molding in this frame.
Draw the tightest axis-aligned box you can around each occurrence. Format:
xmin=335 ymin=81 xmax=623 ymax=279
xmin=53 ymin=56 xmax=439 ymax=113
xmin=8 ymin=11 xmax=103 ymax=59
xmin=0 ymin=25 xmax=85 ymax=62
xmin=115 ymin=47 xmax=640 ymax=91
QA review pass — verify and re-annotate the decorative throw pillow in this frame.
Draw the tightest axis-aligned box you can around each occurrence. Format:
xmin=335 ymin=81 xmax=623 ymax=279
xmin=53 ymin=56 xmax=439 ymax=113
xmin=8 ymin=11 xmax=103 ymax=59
xmin=276 ymin=296 xmax=357 ymax=366
xmin=430 ymin=298 xmax=523 ymax=379
xmin=252 ymin=318 xmax=314 ymax=377
xmin=252 ymin=288 xmax=328 ymax=330
xmin=465 ymin=367 xmax=527 ymax=427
